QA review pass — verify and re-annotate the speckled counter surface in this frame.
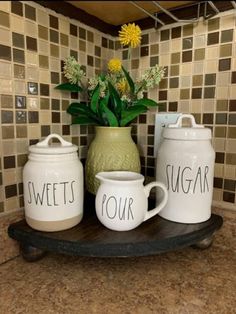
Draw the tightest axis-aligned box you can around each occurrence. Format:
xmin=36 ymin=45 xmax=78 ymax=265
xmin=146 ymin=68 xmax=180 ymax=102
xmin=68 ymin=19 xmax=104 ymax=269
xmin=0 ymin=208 xmax=235 ymax=314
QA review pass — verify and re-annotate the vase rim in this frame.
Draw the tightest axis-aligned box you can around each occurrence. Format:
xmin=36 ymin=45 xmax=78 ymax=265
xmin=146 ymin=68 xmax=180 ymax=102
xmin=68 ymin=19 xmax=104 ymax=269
xmin=95 ymin=126 xmax=131 ymax=129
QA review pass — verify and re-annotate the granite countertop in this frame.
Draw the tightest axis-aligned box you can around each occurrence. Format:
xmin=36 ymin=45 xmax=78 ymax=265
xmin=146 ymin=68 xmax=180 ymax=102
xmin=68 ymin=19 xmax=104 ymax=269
xmin=0 ymin=208 xmax=235 ymax=314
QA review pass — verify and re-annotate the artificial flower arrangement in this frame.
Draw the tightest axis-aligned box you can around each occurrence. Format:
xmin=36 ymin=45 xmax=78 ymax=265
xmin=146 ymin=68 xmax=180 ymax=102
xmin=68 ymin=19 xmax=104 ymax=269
xmin=56 ymin=23 xmax=165 ymax=127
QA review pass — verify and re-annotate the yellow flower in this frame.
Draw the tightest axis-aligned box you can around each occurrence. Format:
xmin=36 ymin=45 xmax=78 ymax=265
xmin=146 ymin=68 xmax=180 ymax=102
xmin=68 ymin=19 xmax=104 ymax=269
xmin=116 ymin=79 xmax=128 ymax=94
xmin=119 ymin=23 xmax=141 ymax=48
xmin=108 ymin=58 xmax=122 ymax=73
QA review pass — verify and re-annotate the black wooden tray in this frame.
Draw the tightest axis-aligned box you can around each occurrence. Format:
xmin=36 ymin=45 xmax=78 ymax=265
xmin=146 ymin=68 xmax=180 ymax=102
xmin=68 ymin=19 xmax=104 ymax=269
xmin=8 ymin=197 xmax=223 ymax=261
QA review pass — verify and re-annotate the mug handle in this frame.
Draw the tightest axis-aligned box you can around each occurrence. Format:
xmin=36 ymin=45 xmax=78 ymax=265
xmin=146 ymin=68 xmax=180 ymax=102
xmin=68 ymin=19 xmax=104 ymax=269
xmin=143 ymin=182 xmax=168 ymax=221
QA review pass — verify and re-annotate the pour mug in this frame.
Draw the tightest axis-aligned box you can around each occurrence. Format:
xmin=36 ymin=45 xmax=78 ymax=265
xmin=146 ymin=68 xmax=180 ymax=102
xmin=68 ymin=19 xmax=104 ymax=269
xmin=95 ymin=171 xmax=168 ymax=231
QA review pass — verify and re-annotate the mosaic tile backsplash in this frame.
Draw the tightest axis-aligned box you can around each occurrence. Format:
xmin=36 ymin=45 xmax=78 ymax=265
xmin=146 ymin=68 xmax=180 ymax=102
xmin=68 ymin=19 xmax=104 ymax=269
xmin=0 ymin=1 xmax=235 ymax=218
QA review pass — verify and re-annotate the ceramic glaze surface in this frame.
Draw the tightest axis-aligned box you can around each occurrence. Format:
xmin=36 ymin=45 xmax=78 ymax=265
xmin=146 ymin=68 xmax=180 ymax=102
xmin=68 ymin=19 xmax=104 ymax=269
xmin=23 ymin=134 xmax=84 ymax=232
xmin=85 ymin=127 xmax=141 ymax=195
xmin=156 ymin=114 xmax=215 ymax=223
xmin=95 ymin=171 xmax=168 ymax=231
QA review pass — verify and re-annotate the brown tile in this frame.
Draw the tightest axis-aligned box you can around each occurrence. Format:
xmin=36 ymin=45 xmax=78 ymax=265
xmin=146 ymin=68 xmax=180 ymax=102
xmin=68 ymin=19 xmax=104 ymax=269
xmin=79 ymin=27 xmax=86 ymax=40
xmin=150 ymin=56 xmax=158 ymax=67
xmin=102 ymin=37 xmax=108 ymax=48
xmin=214 ymin=177 xmax=223 ymax=188
xmin=229 ymin=100 xmax=236 ymax=112
xmin=169 ymin=102 xmax=178 ymax=111
xmin=16 ymin=125 xmax=27 ymax=138
xmin=50 ymin=44 xmax=59 ymax=58
xmin=220 ymin=44 xmax=232 ymax=58
xmin=150 ymin=44 xmax=158 ymax=55
xmin=1 ymin=95 xmax=13 ymax=108
xmin=60 ymin=33 xmax=68 ymax=46
xmin=14 ymin=64 xmax=25 ymax=79
xmin=122 ymin=50 xmax=128 ymax=60
xmin=40 ymin=84 xmax=49 ymax=96
xmin=87 ymin=31 xmax=94 ymax=43
xmin=49 ymin=15 xmax=58 ymax=29
xmin=17 ymin=154 xmax=28 ymax=167
xmin=192 ymin=88 xmax=202 ymax=99
xmin=70 ymin=24 xmax=77 ymax=36
xmin=115 ymin=40 xmax=121 ymax=50
xmin=13 ymin=48 xmax=24 ymax=63
xmin=159 ymin=78 xmax=168 ymax=89
xmin=51 ymin=99 xmax=60 ymax=110
xmin=226 ymin=153 xmax=236 ymax=165
xmin=170 ymin=65 xmax=179 ymax=76
xmin=16 ymin=111 xmax=27 ymax=124
xmin=182 ymin=37 xmax=192 ymax=50
xmin=182 ymin=50 xmax=192 ymax=62
xmin=38 ymin=25 xmax=48 ymax=40
xmin=228 ymin=127 xmax=236 ymax=138
xmin=160 ymin=29 xmax=169 ymax=41
xmin=192 ymin=113 xmax=201 ymax=124
xmin=223 ymin=191 xmax=235 ymax=203
xmin=70 ymin=50 xmax=77 ymax=60
xmin=229 ymin=114 xmax=236 ymax=125
xmin=224 ymin=179 xmax=236 ymax=191
xmin=215 ymin=126 xmax=226 ymax=138
xmin=215 ymin=152 xmax=225 ymax=163
xmin=15 ymin=95 xmax=26 ymax=109
xmin=194 ymin=48 xmax=205 ymax=61
xmin=204 ymin=87 xmax=215 ymax=98
xmin=180 ymin=89 xmax=190 ymax=99
xmin=2 ymin=125 xmax=14 ymax=139
xmin=207 ymin=32 xmax=219 ymax=45
xmin=51 ymin=72 xmax=60 ymax=84
xmin=169 ymin=77 xmax=179 ymax=88
xmin=5 ymin=184 xmax=17 ymax=198
xmin=79 ymin=40 xmax=86 ymax=52
xmin=0 ymin=45 xmax=11 ymax=61
xmin=52 ymin=112 xmax=60 ymax=123
xmin=25 ymin=4 xmax=36 ymax=21
xmin=12 ymin=33 xmax=24 ymax=48
xmin=141 ymin=34 xmax=149 ymax=45
xmin=231 ymin=72 xmax=236 ymax=84
xmin=4 ymin=156 xmax=15 ymax=169
xmin=28 ymin=111 xmax=39 ymax=123
xmin=171 ymin=52 xmax=180 ymax=64
xmin=62 ymin=125 xmax=70 ymax=135
xmin=95 ymin=57 xmax=101 ymax=68
xmin=141 ymin=46 xmax=149 ymax=57
xmin=203 ymin=113 xmax=213 ymax=124
xmin=39 ymin=55 xmax=49 ymax=68
xmin=193 ymin=75 xmax=203 ymax=86
xmin=11 ymin=1 xmax=23 ymax=16
xmin=217 ymin=100 xmax=228 ymax=111
xmin=26 ymin=36 xmax=37 ymax=51
xmin=50 ymin=29 xmax=59 ymax=43
xmin=215 ymin=113 xmax=227 ymax=124
xmin=1 ymin=110 xmax=13 ymax=124
xmin=0 ymin=10 xmax=10 ymax=27
xmin=221 ymin=29 xmax=233 ymax=43
xmin=183 ymin=24 xmax=193 ymax=36
xmin=87 ymin=55 xmax=93 ymax=67
xmin=40 ymin=98 xmax=50 ymax=110
xmin=205 ymin=73 xmax=216 ymax=85
xmin=95 ymin=46 xmax=101 ymax=57
xmin=171 ymin=26 xmax=181 ymax=39
xmin=131 ymin=59 xmax=139 ymax=69
xmin=109 ymin=40 xmax=114 ymax=50
xmin=219 ymin=58 xmax=231 ymax=71
xmin=208 ymin=17 xmax=220 ymax=31
xmin=159 ymin=90 xmax=167 ymax=100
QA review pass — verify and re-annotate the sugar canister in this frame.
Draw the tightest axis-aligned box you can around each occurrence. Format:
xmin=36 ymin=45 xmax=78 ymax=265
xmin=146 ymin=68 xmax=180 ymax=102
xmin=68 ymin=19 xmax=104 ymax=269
xmin=156 ymin=114 xmax=215 ymax=223
xmin=23 ymin=134 xmax=84 ymax=231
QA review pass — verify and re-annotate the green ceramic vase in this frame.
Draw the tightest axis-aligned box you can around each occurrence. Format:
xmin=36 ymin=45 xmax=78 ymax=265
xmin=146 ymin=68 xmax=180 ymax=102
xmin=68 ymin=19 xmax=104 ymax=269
xmin=85 ymin=126 xmax=141 ymax=195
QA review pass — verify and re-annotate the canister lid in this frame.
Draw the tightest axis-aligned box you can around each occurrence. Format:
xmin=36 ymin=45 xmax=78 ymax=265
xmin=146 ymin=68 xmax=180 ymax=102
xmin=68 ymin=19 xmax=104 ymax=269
xmin=29 ymin=134 xmax=78 ymax=154
xmin=163 ymin=114 xmax=212 ymax=140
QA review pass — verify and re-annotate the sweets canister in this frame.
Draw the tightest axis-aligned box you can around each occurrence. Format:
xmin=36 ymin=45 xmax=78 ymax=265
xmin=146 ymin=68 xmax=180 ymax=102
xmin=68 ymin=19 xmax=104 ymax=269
xmin=23 ymin=134 xmax=84 ymax=232
xmin=156 ymin=114 xmax=215 ymax=223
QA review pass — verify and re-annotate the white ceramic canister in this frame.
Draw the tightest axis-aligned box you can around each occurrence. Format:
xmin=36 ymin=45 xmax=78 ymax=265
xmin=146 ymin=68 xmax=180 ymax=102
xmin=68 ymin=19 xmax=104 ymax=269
xmin=156 ymin=114 xmax=215 ymax=223
xmin=23 ymin=134 xmax=84 ymax=232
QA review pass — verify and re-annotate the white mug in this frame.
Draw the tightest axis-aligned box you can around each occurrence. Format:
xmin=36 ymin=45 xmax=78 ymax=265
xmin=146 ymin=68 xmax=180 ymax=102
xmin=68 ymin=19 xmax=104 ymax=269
xmin=95 ymin=171 xmax=168 ymax=231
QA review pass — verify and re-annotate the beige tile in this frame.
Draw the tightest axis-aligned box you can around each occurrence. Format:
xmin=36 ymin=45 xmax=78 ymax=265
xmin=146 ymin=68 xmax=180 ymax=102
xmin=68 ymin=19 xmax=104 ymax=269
xmin=14 ymin=80 xmax=26 ymax=94
xmin=205 ymin=60 xmax=218 ymax=73
xmin=159 ymin=42 xmax=170 ymax=55
xmin=0 ymin=79 xmax=12 ymax=93
xmin=130 ymin=47 xmax=139 ymax=59
xmin=70 ymin=36 xmax=78 ymax=50
xmin=51 ymin=125 xmax=61 ymax=134
xmin=168 ymin=89 xmax=179 ymax=102
xmin=193 ymin=62 xmax=204 ymax=74
xmin=213 ymin=188 xmax=222 ymax=201
xmin=0 ymin=27 xmax=11 ymax=45
xmin=94 ymin=32 xmax=101 ymax=46
xmin=25 ymin=20 xmax=37 ymax=37
xmin=181 ymin=63 xmax=192 ymax=75
xmin=2 ymin=140 xmax=16 ymax=155
xmin=27 ymin=66 xmax=39 ymax=81
xmin=213 ymin=138 xmax=225 ymax=151
xmin=221 ymin=14 xmax=235 ymax=29
xmin=5 ymin=197 xmax=19 ymax=212
xmin=0 ymin=1 xmax=10 ymax=12
xmin=217 ymin=72 xmax=230 ymax=86
xmin=37 ymin=9 xmax=49 ymax=27
xmin=3 ymin=170 xmax=17 ymax=185
xmin=59 ymin=18 xmax=69 ymax=33
xmin=26 ymin=52 xmax=38 ymax=66
xmin=203 ymin=99 xmax=215 ymax=112
xmin=178 ymin=101 xmax=190 ymax=113
xmin=193 ymin=20 xmax=207 ymax=35
xmin=194 ymin=35 xmax=206 ymax=48
xmin=171 ymin=38 xmax=181 ymax=52
xmin=39 ymin=69 xmax=50 ymax=83
xmin=28 ymin=125 xmax=40 ymax=138
xmin=149 ymin=30 xmax=159 ymax=43
xmin=224 ymin=165 xmax=236 ymax=179
xmin=0 ymin=61 xmax=11 ymax=78
xmin=180 ymin=76 xmax=191 ymax=88
xmin=214 ymin=163 xmax=224 ymax=177
xmin=216 ymin=87 xmax=229 ymax=99
xmin=50 ymin=44 xmax=59 ymax=58
xmin=61 ymin=46 xmax=69 ymax=59
xmin=28 ymin=97 xmax=39 ymax=110
xmin=229 ymin=86 xmax=236 ymax=98
xmin=206 ymin=46 xmax=219 ymax=59
xmin=16 ymin=140 xmax=28 ymax=154
xmin=11 ymin=15 xmax=24 ymax=33
xmin=140 ymin=56 xmax=149 ymax=68
xmin=38 ymin=40 xmax=49 ymax=55
xmin=50 ymin=58 xmax=60 ymax=72
xmin=191 ymin=100 xmax=202 ymax=113
xmin=225 ymin=139 xmax=236 ymax=153
xmin=87 ymin=42 xmax=93 ymax=55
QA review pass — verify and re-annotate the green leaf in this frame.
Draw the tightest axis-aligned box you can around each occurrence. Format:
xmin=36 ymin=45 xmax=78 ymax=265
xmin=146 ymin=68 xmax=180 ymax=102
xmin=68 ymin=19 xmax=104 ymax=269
xmin=122 ymin=66 xmax=135 ymax=94
xmin=100 ymin=94 xmax=119 ymax=127
xmin=67 ymin=102 xmax=99 ymax=121
xmin=71 ymin=115 xmax=98 ymax=125
xmin=90 ymin=84 xmax=100 ymax=113
xmin=134 ymin=98 xmax=158 ymax=107
xmin=108 ymin=82 xmax=122 ymax=116
xmin=120 ymin=105 xmax=147 ymax=127
xmin=55 ymin=83 xmax=82 ymax=92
